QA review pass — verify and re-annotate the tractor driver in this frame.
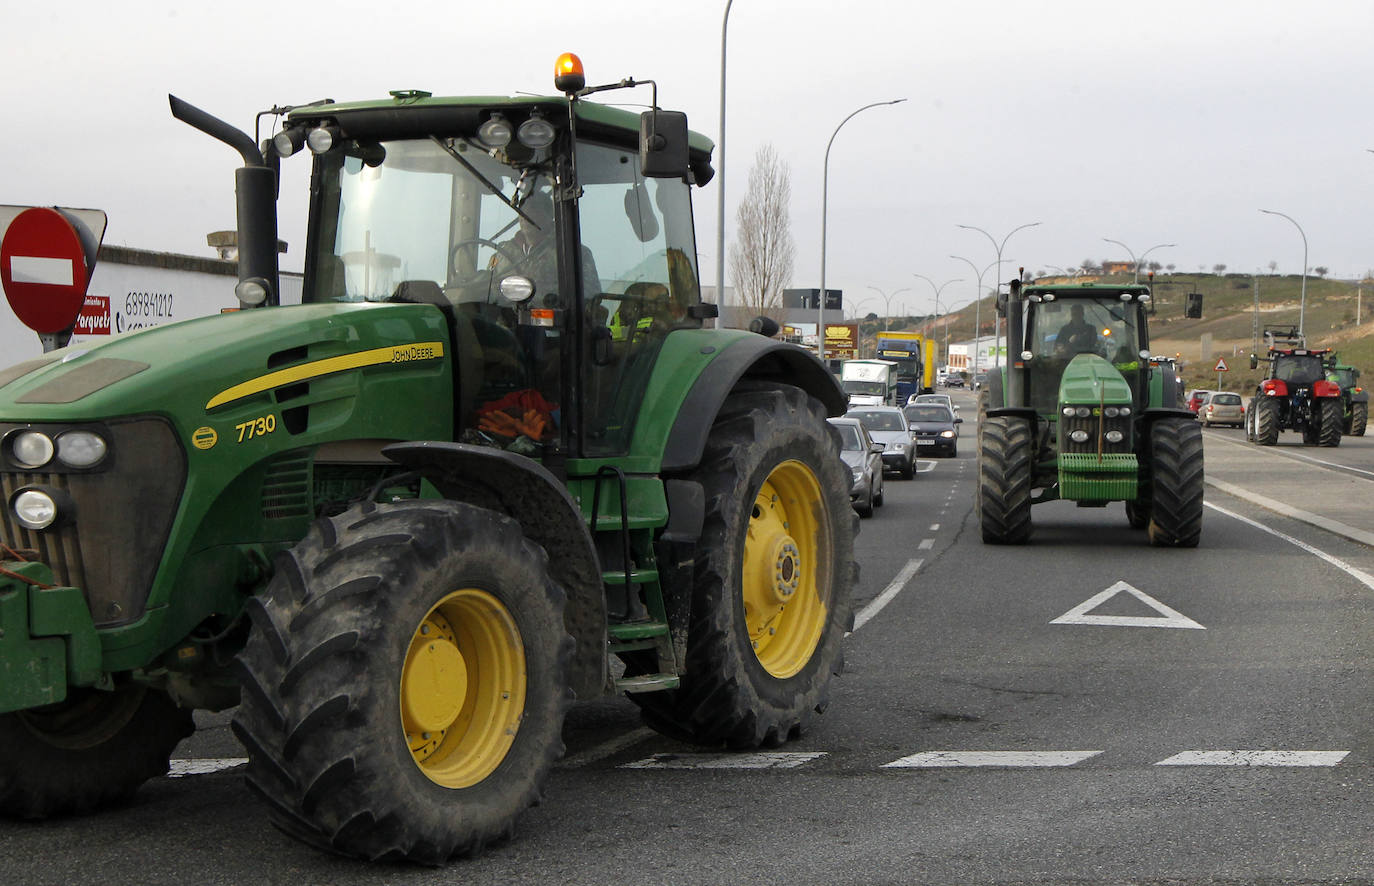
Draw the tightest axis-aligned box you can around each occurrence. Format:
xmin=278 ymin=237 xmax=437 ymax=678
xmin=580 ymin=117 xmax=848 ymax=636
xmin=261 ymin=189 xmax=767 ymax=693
xmin=1055 ymin=303 xmax=1098 ymax=355
xmin=494 ymin=189 xmax=601 ymax=305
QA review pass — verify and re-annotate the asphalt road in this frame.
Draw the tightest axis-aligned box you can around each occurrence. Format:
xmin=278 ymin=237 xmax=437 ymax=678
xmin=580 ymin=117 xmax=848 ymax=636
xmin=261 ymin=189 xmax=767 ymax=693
xmin=2 ymin=389 xmax=1371 ymax=885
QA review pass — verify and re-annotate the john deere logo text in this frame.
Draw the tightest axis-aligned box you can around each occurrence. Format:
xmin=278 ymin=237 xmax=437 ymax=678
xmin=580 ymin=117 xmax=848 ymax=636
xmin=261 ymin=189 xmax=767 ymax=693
xmin=192 ymin=427 xmax=218 ymax=450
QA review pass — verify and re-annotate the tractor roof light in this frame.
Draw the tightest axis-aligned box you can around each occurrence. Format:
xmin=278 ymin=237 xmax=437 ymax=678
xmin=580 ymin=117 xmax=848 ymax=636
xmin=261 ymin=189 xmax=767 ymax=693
xmin=554 ymin=52 xmax=586 ymax=94
xmin=1120 ymin=293 xmax=1132 ymax=301
xmin=1042 ymin=293 xmax=1056 ymax=302
xmin=235 ymin=278 xmax=271 ymax=306
xmin=477 ymin=114 xmax=513 ymax=148
xmin=272 ymin=127 xmax=306 ymax=158
xmin=1138 ymin=294 xmax=1151 ymax=303
xmin=517 ymin=110 xmax=557 ymax=149
xmin=307 ymin=125 xmax=339 ymax=154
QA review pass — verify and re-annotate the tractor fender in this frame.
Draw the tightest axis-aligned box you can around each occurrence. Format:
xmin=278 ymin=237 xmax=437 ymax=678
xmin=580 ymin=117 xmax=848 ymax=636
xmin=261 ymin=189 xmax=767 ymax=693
xmin=661 ymin=336 xmax=846 ymax=473
xmin=381 ymin=442 xmax=605 ymax=699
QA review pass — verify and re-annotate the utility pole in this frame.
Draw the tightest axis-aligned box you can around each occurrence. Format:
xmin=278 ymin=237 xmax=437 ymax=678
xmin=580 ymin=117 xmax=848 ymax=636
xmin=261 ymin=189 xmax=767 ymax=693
xmin=1252 ymin=274 xmax=1260 ymax=355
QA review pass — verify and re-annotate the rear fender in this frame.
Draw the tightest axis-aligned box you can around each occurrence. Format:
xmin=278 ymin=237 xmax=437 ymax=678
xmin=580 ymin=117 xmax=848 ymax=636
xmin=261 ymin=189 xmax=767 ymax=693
xmin=382 ymin=442 xmax=605 ymax=699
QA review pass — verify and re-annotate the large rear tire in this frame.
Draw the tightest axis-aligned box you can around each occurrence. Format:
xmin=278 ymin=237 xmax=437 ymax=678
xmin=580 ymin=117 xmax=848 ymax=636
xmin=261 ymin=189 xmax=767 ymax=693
xmin=1317 ymin=398 xmax=1342 ymax=447
xmin=233 ymin=501 xmax=571 ymax=864
xmin=1147 ymin=419 xmax=1204 ymax=548
xmin=632 ymin=384 xmax=855 ymax=748
xmin=1351 ymin=402 xmax=1368 ymax=437
xmin=978 ymin=415 xmax=1033 ymax=544
xmin=0 ymin=686 xmax=193 ymax=819
xmin=1254 ymin=397 xmax=1280 ymax=446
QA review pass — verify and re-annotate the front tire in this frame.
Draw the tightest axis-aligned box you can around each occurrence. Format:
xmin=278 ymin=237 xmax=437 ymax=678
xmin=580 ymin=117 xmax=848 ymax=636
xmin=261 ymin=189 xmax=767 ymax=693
xmin=233 ymin=501 xmax=571 ymax=864
xmin=1147 ymin=419 xmax=1204 ymax=548
xmin=978 ymin=415 xmax=1033 ymax=544
xmin=0 ymin=686 xmax=193 ymax=819
xmin=633 ymin=384 xmax=855 ymax=748
xmin=1351 ymin=402 xmax=1368 ymax=437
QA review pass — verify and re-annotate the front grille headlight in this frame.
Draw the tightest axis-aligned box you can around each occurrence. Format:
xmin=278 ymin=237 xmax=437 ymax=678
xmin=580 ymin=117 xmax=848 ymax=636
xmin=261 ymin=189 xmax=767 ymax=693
xmin=10 ymin=431 xmax=54 ymax=469
xmin=12 ymin=488 xmax=58 ymax=530
xmin=1105 ymin=430 xmax=1124 ymax=443
xmin=56 ymin=430 xmax=108 ymax=468
xmin=1069 ymin=430 xmax=1090 ymax=443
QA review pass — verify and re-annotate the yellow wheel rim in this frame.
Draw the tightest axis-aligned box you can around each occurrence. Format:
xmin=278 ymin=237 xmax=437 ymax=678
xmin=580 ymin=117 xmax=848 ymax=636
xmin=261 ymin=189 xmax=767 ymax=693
xmin=400 ymin=588 xmax=526 ymax=788
xmin=742 ymin=460 xmax=830 ymax=678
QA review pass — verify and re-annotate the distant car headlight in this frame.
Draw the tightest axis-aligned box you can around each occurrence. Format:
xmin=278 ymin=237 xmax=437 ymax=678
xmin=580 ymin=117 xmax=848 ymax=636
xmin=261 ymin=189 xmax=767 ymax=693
xmin=9 ymin=431 xmax=54 ymax=469
xmin=886 ymin=442 xmax=903 ymax=451
xmin=939 ymin=430 xmax=956 ymax=438
xmin=1069 ymin=430 xmax=1090 ymax=443
xmin=55 ymin=430 xmax=108 ymax=468
xmin=12 ymin=489 xmax=58 ymax=530
xmin=1105 ymin=430 xmax=1124 ymax=443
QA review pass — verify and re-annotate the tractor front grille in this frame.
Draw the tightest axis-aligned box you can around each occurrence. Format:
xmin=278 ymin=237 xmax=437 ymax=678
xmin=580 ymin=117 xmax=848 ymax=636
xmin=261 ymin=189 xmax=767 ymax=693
xmin=1058 ymin=409 xmax=1133 ymax=455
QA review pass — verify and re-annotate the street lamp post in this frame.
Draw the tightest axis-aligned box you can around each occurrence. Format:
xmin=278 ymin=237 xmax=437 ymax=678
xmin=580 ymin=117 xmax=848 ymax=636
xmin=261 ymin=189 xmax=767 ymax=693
xmin=867 ymin=285 xmax=911 ymax=332
xmin=957 ymin=222 xmax=1040 ymax=368
xmin=714 ymin=0 xmax=733 ymax=314
xmin=1259 ymin=209 xmax=1309 ymax=338
xmin=911 ymin=273 xmax=963 ymax=368
xmin=1103 ymin=238 xmax=1175 ymax=284
xmin=818 ymin=99 xmax=906 ymax=361
xmin=950 ymin=254 xmax=1008 ymax=378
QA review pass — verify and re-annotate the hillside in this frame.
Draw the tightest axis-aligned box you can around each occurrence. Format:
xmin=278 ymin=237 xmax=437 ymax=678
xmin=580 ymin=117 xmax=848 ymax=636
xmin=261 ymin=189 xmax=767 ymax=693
xmin=871 ymin=273 xmax=1374 ymax=394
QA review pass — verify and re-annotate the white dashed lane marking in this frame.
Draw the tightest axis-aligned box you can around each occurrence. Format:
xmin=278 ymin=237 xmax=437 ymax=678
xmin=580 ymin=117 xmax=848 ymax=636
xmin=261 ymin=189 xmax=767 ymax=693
xmin=621 ymin=752 xmax=827 ymax=770
xmin=1155 ymin=751 xmax=1350 ymax=767
xmin=883 ymin=751 xmax=1103 ymax=769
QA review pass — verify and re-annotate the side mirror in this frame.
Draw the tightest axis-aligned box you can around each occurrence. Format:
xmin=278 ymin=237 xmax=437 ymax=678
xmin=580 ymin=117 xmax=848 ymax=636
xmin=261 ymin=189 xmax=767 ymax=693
xmin=748 ymin=316 xmax=780 ymax=337
xmin=954 ymin=417 xmax=963 ymax=424
xmin=688 ymin=302 xmax=719 ymax=320
xmin=1185 ymin=292 xmax=1203 ymax=319
xmin=640 ymin=110 xmax=690 ymax=179
xmin=1249 ymin=354 xmax=1258 ymax=370
xmin=870 ymin=443 xmax=885 ymax=454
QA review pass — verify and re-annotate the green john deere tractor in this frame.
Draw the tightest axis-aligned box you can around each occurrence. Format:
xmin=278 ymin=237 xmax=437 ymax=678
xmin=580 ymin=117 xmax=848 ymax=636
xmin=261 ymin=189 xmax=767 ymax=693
xmin=0 ymin=55 xmax=856 ymax=863
xmin=977 ymin=280 xmax=1204 ymax=547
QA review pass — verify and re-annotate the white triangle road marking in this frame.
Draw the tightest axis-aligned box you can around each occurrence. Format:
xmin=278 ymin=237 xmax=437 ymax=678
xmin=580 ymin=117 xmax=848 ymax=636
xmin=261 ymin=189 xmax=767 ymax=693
xmin=1050 ymin=581 xmax=1205 ymax=630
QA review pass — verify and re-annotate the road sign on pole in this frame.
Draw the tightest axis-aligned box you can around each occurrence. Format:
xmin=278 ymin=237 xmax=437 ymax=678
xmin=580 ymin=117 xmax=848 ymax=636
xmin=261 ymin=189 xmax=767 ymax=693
xmin=1213 ymin=357 xmax=1229 ymax=372
xmin=0 ymin=206 xmax=106 ymax=351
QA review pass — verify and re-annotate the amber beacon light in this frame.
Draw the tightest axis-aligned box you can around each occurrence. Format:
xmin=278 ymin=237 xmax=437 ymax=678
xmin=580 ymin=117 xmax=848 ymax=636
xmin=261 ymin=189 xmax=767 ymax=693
xmin=554 ymin=53 xmax=586 ymax=94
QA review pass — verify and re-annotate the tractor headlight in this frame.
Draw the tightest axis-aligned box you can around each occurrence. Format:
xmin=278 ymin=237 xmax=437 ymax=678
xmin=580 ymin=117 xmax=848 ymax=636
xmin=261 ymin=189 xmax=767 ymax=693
xmin=307 ymin=125 xmax=338 ymax=154
xmin=56 ymin=430 xmax=108 ymax=468
xmin=1105 ymin=430 xmax=1124 ymax=443
xmin=517 ymin=112 xmax=557 ymax=149
xmin=1076 ymin=406 xmax=1092 ymax=418
xmin=1069 ymin=430 xmax=1090 ymax=443
xmin=477 ymin=114 xmax=513 ymax=148
xmin=9 ymin=430 xmax=54 ymax=469
xmin=1118 ymin=406 xmax=1131 ymax=416
xmin=12 ymin=489 xmax=58 ymax=530
xmin=1062 ymin=406 xmax=1076 ymax=418
xmin=1104 ymin=406 xmax=1120 ymax=418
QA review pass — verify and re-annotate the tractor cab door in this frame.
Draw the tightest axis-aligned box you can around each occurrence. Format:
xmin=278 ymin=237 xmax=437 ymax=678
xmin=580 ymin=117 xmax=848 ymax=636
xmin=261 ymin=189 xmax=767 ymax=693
xmin=574 ymin=141 xmax=702 ymax=457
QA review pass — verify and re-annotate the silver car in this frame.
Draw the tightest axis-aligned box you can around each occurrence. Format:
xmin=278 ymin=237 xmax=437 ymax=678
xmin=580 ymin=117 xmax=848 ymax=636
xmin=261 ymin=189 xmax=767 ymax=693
xmin=828 ymin=417 xmax=884 ymax=517
xmin=846 ymin=406 xmax=917 ymax=480
xmin=1200 ymin=391 xmax=1244 ymax=427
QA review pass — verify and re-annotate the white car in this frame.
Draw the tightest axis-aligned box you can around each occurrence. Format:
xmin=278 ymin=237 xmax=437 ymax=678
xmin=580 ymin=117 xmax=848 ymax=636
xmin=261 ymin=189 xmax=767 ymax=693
xmin=846 ymin=407 xmax=917 ymax=480
xmin=908 ymin=392 xmax=958 ymax=413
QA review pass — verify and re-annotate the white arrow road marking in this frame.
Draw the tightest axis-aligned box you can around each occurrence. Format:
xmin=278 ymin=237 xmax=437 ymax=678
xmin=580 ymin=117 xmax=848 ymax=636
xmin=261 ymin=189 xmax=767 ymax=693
xmin=621 ymin=752 xmax=827 ymax=770
xmin=1156 ymin=751 xmax=1350 ymax=767
xmin=883 ymin=751 xmax=1103 ymax=768
xmin=9 ymin=255 xmax=74 ymax=285
xmin=1051 ymin=581 xmax=1205 ymax=629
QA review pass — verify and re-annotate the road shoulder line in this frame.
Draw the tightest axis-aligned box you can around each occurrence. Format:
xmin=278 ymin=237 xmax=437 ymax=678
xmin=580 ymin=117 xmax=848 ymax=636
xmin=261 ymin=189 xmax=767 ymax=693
xmin=1205 ymin=477 xmax=1374 ymax=548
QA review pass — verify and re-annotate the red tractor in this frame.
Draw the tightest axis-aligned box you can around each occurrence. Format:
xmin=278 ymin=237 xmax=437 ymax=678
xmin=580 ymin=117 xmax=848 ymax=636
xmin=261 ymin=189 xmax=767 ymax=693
xmin=1247 ymin=330 xmax=1343 ymax=447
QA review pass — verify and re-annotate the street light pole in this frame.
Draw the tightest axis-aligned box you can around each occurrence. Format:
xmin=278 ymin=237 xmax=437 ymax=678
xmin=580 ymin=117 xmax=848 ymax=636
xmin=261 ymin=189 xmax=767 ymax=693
xmin=957 ymin=222 xmax=1040 ymax=368
xmin=911 ymin=273 xmax=962 ymax=368
xmin=1259 ymin=209 xmax=1309 ymax=338
xmin=950 ymin=255 xmax=1005 ymax=378
xmin=818 ymin=99 xmax=905 ymax=361
xmin=714 ymin=0 xmax=733 ymax=315
xmin=867 ymin=285 xmax=911 ymax=332
xmin=1103 ymin=238 xmax=1175 ymax=284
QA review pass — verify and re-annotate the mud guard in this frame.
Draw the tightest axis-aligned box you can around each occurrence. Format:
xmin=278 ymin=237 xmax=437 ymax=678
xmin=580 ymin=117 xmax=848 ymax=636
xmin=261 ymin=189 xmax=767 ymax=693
xmin=661 ymin=337 xmax=846 ymax=473
xmin=381 ymin=442 xmax=606 ymax=699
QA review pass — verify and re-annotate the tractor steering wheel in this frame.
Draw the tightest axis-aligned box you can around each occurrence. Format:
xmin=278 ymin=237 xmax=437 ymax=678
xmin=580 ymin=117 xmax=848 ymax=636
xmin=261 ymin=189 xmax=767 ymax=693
xmin=449 ymin=237 xmax=526 ymax=287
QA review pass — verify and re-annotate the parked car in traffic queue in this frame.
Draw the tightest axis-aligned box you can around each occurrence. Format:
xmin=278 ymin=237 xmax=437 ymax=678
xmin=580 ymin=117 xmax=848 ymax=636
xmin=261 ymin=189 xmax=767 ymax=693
xmin=903 ymin=403 xmax=962 ymax=457
xmin=847 ymin=406 xmax=917 ymax=479
xmin=828 ymin=417 xmax=885 ymax=517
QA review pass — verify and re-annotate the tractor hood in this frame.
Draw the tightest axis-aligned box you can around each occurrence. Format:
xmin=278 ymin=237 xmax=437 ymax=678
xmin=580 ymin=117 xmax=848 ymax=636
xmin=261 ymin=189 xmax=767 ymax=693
xmin=0 ymin=303 xmax=454 ymax=444
xmin=1058 ymin=353 xmax=1132 ymax=406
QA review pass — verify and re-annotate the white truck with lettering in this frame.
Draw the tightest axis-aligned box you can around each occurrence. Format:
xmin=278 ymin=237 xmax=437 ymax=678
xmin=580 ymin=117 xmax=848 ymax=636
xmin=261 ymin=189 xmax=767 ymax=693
xmin=840 ymin=359 xmax=898 ymax=407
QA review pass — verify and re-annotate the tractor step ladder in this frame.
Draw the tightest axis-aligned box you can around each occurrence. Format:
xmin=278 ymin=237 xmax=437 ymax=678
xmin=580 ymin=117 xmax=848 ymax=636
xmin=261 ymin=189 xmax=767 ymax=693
xmin=590 ymin=465 xmax=680 ymax=693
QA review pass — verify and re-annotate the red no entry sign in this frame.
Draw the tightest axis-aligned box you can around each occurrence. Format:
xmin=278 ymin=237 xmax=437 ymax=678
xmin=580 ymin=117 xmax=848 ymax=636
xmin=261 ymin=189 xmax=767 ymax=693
xmin=0 ymin=207 xmax=98 ymax=334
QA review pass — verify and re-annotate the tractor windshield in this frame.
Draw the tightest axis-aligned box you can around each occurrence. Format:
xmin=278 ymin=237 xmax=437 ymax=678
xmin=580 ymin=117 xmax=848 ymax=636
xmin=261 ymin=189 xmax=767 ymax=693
xmin=1029 ymin=298 xmax=1143 ymax=364
xmin=1273 ymin=354 xmax=1325 ymax=385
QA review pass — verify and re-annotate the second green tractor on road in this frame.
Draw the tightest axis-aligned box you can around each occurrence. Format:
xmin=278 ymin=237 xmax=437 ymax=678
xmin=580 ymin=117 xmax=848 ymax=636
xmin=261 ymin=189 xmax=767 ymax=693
xmin=977 ymin=280 xmax=1204 ymax=547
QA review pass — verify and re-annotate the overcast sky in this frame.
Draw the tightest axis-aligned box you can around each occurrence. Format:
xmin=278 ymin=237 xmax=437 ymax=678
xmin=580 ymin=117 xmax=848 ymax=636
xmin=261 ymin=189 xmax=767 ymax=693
xmin=6 ymin=0 xmax=1372 ymax=318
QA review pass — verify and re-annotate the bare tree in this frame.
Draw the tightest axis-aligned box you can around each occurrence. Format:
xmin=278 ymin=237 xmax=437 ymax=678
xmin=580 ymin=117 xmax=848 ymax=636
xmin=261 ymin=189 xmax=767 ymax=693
xmin=1314 ymin=266 xmax=1329 ymax=278
xmin=729 ymin=144 xmax=795 ymax=323
xmin=1268 ymin=260 xmax=1278 ymax=275
xmin=1212 ymin=263 xmax=1227 ymax=274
